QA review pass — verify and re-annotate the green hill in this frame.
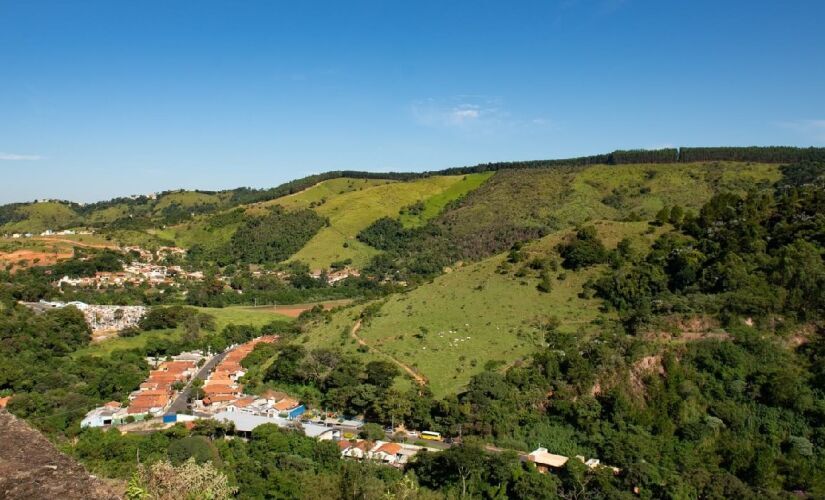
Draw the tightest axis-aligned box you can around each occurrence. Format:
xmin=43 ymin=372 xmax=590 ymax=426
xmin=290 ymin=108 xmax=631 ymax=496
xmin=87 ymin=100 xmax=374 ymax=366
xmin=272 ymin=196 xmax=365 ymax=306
xmin=297 ymin=161 xmax=782 ymax=395
xmin=1 ymin=202 xmax=81 ymax=234
xmin=281 ymin=174 xmax=493 ymax=269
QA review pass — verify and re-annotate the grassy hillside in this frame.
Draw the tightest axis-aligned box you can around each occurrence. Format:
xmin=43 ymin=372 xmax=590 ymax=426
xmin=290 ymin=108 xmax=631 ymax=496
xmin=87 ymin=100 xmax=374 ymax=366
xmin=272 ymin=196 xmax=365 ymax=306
xmin=415 ymin=162 xmax=779 ymax=262
xmin=285 ymin=174 xmax=491 ymax=269
xmin=299 ymin=162 xmax=781 ymax=395
xmin=1 ymin=202 xmax=81 ymax=234
xmin=257 ymin=178 xmax=396 ymax=212
xmin=302 ymin=221 xmax=665 ymax=396
xmin=151 ymin=191 xmax=226 ymax=213
xmin=398 ymin=172 xmax=494 ymax=228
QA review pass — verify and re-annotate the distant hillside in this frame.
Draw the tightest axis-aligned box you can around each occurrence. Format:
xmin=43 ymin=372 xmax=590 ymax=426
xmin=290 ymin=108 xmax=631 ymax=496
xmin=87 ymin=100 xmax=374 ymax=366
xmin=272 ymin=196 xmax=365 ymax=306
xmin=294 ymin=161 xmax=784 ymax=395
xmin=3 ymin=146 xmax=822 ymax=237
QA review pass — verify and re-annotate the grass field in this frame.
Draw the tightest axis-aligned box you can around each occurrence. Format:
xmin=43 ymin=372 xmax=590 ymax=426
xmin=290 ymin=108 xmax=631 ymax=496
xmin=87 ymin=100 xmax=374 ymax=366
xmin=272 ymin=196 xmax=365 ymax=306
xmin=258 ymin=178 xmax=397 ymax=212
xmin=294 ymin=162 xmax=781 ymax=395
xmin=283 ymin=175 xmax=489 ymax=269
xmin=398 ymin=172 xmax=494 ymax=228
xmin=300 ymin=220 xmax=666 ymax=396
xmin=74 ymin=306 xmax=292 ymax=357
xmin=152 ymin=191 xmax=226 ymax=213
xmin=150 ymin=219 xmax=240 ymax=251
xmin=85 ymin=204 xmax=132 ymax=225
xmin=552 ymin=162 xmax=780 ymax=224
xmin=1 ymin=202 xmax=81 ymax=234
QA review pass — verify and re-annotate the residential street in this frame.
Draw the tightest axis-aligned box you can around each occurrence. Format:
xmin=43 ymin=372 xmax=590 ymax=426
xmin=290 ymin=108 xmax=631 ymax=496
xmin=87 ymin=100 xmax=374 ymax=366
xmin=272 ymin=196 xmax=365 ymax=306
xmin=167 ymin=351 xmax=227 ymax=414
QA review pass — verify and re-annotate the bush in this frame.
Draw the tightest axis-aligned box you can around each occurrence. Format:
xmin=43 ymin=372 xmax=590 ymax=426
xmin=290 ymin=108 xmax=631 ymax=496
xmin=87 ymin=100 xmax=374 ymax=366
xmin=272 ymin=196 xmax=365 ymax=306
xmin=558 ymin=226 xmax=608 ymax=270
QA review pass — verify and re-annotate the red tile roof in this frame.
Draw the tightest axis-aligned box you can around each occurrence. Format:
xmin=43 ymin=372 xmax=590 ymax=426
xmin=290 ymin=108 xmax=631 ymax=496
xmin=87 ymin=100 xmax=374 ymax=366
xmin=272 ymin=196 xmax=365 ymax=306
xmin=376 ymin=443 xmax=402 ymax=455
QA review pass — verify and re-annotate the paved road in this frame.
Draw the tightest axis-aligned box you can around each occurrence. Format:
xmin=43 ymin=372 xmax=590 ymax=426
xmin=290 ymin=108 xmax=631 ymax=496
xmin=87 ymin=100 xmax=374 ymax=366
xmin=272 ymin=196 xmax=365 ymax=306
xmin=167 ymin=351 xmax=227 ymax=414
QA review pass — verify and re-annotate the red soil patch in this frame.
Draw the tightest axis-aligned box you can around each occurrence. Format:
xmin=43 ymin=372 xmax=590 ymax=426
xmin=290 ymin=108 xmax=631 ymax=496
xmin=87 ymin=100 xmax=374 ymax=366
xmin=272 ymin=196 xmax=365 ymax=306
xmin=0 ymin=249 xmax=73 ymax=271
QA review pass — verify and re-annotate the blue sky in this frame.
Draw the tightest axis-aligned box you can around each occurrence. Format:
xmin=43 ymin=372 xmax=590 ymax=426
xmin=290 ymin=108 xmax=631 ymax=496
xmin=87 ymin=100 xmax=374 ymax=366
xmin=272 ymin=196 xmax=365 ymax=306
xmin=1 ymin=0 xmax=824 ymax=203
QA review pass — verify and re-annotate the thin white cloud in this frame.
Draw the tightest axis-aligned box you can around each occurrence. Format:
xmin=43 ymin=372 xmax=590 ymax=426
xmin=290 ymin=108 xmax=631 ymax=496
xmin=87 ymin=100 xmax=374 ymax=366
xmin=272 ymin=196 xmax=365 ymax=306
xmin=411 ymin=98 xmax=500 ymax=129
xmin=411 ymin=96 xmax=553 ymax=133
xmin=0 ymin=152 xmax=43 ymax=161
xmin=778 ymin=119 xmax=825 ymax=144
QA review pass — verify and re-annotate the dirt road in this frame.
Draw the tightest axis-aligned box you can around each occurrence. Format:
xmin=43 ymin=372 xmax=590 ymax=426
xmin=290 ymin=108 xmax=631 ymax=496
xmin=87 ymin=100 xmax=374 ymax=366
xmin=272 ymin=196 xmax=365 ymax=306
xmin=350 ymin=319 xmax=428 ymax=386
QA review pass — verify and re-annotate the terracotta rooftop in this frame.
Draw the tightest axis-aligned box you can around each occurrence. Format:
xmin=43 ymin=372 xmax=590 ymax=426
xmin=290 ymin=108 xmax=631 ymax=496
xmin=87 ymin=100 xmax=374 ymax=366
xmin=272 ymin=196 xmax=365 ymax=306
xmin=203 ymin=384 xmax=239 ymax=396
xmin=274 ymin=398 xmax=300 ymax=411
xmin=203 ymin=394 xmax=236 ymax=404
xmin=376 ymin=443 xmax=402 ymax=455
xmin=234 ymin=397 xmax=257 ymax=408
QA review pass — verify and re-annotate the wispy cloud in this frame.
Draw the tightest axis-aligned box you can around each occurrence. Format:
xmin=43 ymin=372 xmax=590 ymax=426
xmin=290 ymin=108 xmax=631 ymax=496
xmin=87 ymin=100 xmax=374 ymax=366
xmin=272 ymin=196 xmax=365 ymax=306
xmin=0 ymin=152 xmax=43 ymax=161
xmin=411 ymin=96 xmax=552 ymax=134
xmin=778 ymin=119 xmax=825 ymax=144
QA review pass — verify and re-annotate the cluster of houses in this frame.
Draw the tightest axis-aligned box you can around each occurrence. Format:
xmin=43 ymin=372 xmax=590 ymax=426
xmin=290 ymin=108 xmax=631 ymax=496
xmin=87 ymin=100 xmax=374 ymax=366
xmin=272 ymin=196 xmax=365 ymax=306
xmin=338 ymin=440 xmax=427 ymax=467
xmin=309 ymin=267 xmax=361 ymax=285
xmin=527 ymin=447 xmax=620 ymax=475
xmin=76 ymin=335 xmax=442 ymax=470
xmin=4 ymin=229 xmax=94 ymax=239
xmin=196 ymin=336 xmax=294 ymax=414
xmin=39 ymin=229 xmax=92 ymax=237
xmin=54 ymin=262 xmax=203 ymax=290
xmin=80 ymin=352 xmax=205 ymax=428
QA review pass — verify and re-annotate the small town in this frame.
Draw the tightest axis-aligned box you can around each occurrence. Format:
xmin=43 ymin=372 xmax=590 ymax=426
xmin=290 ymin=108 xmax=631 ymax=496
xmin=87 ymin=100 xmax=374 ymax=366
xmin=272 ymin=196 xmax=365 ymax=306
xmin=76 ymin=333 xmax=618 ymax=475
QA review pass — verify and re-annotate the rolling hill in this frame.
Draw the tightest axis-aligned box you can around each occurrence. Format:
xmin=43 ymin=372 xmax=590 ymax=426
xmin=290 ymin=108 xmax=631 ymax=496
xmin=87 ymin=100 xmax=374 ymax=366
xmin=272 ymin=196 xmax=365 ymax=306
xmin=291 ymin=161 xmax=783 ymax=395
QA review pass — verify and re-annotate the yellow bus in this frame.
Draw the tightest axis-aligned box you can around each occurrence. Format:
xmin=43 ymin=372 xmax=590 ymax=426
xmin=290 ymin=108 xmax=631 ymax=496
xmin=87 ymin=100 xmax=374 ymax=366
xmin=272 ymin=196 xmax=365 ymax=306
xmin=421 ymin=431 xmax=442 ymax=441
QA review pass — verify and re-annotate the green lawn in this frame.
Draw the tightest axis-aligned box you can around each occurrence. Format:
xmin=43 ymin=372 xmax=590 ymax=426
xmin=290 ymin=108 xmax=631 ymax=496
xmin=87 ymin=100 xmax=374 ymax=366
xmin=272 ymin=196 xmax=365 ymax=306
xmin=74 ymin=306 xmax=292 ymax=357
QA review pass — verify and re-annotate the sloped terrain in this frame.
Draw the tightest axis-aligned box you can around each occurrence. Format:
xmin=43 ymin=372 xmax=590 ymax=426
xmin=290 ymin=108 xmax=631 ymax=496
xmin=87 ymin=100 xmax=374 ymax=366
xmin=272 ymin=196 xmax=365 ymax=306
xmin=304 ymin=221 xmax=665 ymax=396
xmin=0 ymin=411 xmax=122 ymax=499
xmin=285 ymin=174 xmax=490 ymax=269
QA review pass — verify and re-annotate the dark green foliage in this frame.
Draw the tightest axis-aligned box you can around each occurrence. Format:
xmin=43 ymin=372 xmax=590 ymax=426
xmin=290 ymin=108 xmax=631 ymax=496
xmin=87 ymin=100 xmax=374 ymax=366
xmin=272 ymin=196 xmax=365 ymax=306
xmin=0 ymin=303 xmax=148 ymax=435
xmin=595 ymin=178 xmax=825 ymax=327
xmin=365 ymin=360 xmax=400 ymax=389
xmin=224 ymin=206 xmax=327 ymax=264
xmin=139 ymin=305 xmax=215 ymax=331
xmin=358 ymin=422 xmax=385 ymax=440
xmin=777 ymin=160 xmax=825 ymax=188
xmin=167 ymin=435 xmax=219 ymax=465
xmin=678 ymin=146 xmax=825 ymax=163
xmin=558 ymin=226 xmax=608 ymax=270
xmin=356 ymin=217 xmax=408 ymax=251
xmin=246 ymin=343 xmax=404 ymax=421
xmin=0 ymin=202 xmax=28 ymax=225
xmin=51 ymin=249 xmax=125 ymax=278
xmin=400 ymin=200 xmax=425 ymax=216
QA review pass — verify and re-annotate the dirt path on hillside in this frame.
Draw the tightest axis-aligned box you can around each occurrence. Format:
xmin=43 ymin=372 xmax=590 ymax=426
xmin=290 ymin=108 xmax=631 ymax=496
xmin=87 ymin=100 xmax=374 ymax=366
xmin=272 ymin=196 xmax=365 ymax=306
xmin=32 ymin=237 xmax=118 ymax=249
xmin=350 ymin=319 xmax=428 ymax=386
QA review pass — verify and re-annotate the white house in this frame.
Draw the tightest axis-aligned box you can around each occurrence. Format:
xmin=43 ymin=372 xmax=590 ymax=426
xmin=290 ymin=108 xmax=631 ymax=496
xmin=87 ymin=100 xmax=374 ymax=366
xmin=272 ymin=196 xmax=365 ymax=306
xmin=80 ymin=402 xmax=125 ymax=428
